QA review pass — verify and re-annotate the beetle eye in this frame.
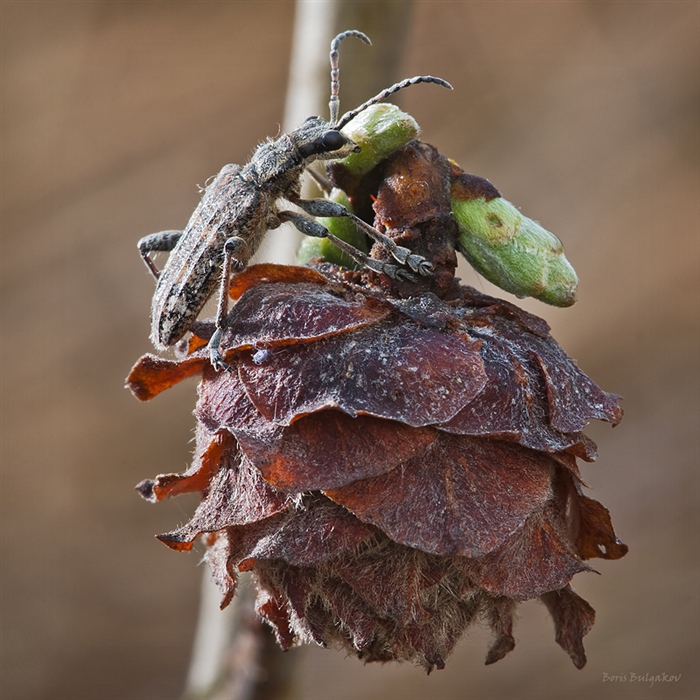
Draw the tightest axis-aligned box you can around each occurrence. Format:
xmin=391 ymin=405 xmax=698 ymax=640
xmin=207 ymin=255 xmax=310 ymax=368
xmin=321 ymin=130 xmax=345 ymax=151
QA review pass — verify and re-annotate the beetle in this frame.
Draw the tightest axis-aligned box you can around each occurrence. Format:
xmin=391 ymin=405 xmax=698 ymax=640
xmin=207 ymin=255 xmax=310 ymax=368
xmin=138 ymin=30 xmax=451 ymax=371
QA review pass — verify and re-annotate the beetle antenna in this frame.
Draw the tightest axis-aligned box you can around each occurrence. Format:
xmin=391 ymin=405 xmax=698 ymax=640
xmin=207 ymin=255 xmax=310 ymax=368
xmin=329 ymin=30 xmax=371 ymax=125
xmin=336 ymin=76 xmax=453 ymax=129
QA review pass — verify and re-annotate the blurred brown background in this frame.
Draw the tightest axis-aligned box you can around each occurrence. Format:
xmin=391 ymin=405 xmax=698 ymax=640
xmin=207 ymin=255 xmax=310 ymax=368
xmin=2 ymin=1 xmax=698 ymax=699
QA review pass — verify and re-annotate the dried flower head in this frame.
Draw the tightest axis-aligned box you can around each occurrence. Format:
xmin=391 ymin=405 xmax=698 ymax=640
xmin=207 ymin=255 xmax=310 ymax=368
xmin=128 ymin=137 xmax=626 ymax=672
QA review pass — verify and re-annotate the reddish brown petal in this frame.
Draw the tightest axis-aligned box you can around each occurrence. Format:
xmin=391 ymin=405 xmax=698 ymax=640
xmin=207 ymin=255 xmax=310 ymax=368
xmin=493 ymin=321 xmax=622 ymax=431
xmin=465 ymin=503 xmax=591 ymax=601
xmin=449 ymin=286 xmax=552 ymax=339
xmin=238 ymin=319 xmax=487 ymax=427
xmin=255 ymin=580 xmax=297 ymax=651
xmin=317 ymin=577 xmax=383 ymax=650
xmin=398 ymin=594 xmax=481 ymax=672
xmin=178 ymin=325 xmax=212 ymax=355
xmin=224 ymin=513 xmax=291 ymax=571
xmin=531 ymin=350 xmax=623 ymax=431
xmin=390 ymin=293 xmax=459 ymax=331
xmin=196 ymin=367 xmax=439 ymax=491
xmin=235 ymin=411 xmax=438 ymax=491
xmin=136 ymin=427 xmax=231 ymax=502
xmin=484 ymin=597 xmax=517 ymax=665
xmin=220 ymin=282 xmax=393 ymax=352
xmin=228 ymin=496 xmax=376 ymax=567
xmin=256 ymin=564 xmax=329 ymax=647
xmin=254 ymin=542 xmax=485 ymax=671
xmin=228 ymin=263 xmax=330 ymax=301
xmin=450 ymin=287 xmax=621 ymax=432
xmin=540 ymin=586 xmax=596 ymax=669
xmin=196 ymin=362 xmax=269 ymax=436
xmin=439 ymin=340 xmax=598 ymax=459
xmin=326 ymin=434 xmax=553 ymax=557
xmin=205 ymin=531 xmax=238 ymax=609
xmin=126 ymin=353 xmax=207 ymax=401
xmin=574 ymin=495 xmax=629 ymax=560
xmin=155 ymin=451 xmax=291 ymax=551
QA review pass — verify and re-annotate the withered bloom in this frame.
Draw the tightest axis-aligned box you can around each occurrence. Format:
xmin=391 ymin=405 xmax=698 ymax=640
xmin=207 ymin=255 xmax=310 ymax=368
xmin=128 ymin=141 xmax=626 ymax=672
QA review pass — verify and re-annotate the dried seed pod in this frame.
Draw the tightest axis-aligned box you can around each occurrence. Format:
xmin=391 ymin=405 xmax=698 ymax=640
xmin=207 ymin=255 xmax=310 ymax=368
xmin=129 ymin=113 xmax=624 ymax=673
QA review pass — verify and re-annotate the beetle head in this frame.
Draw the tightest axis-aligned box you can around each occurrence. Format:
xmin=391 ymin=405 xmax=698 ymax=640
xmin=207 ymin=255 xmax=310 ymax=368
xmin=293 ymin=116 xmax=361 ymax=162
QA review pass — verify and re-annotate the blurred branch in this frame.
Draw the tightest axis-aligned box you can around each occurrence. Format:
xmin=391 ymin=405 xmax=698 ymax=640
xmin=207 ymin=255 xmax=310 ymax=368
xmin=183 ymin=575 xmax=296 ymax=700
xmin=182 ymin=571 xmax=237 ymax=700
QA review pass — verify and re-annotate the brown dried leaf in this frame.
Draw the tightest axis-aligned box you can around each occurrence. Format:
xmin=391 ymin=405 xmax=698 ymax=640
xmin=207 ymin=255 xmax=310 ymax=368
xmin=220 ymin=281 xmax=394 ymax=353
xmin=205 ymin=531 xmax=238 ymax=609
xmin=261 ymin=565 xmax=336 ymax=649
xmin=156 ymin=449 xmax=291 ymax=551
xmin=256 ymin=582 xmax=296 ymax=650
xmin=238 ymin=318 xmax=487 ymax=428
xmin=196 ymin=366 xmax=439 ymax=491
xmin=449 ymin=285 xmax=552 ymax=339
xmin=325 ymin=433 xmax=554 ymax=557
xmin=484 ymin=597 xmax=517 ymax=665
xmin=135 ymin=427 xmax=231 ymax=502
xmin=540 ymin=586 xmax=596 ymax=669
xmin=531 ymin=349 xmax=623 ymax=431
xmin=464 ymin=502 xmax=591 ymax=601
xmin=315 ymin=576 xmax=382 ymax=651
xmin=575 ymin=494 xmax=629 ymax=560
xmin=227 ymin=495 xmax=377 ymax=568
xmin=195 ymin=362 xmax=269 ymax=436
xmin=227 ymin=263 xmax=330 ymax=301
xmin=234 ymin=411 xmax=439 ymax=491
xmin=331 ymin=540 xmax=433 ymax=624
xmin=442 ymin=288 xmax=622 ymax=446
xmin=439 ymin=339 xmax=599 ymax=459
xmin=126 ymin=353 xmax=207 ymax=401
xmin=492 ymin=320 xmax=622 ymax=431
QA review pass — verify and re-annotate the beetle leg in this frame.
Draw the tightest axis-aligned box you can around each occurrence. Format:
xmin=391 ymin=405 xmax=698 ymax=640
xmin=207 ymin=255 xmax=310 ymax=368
xmin=278 ymin=210 xmax=416 ymax=282
xmin=209 ymin=235 xmax=247 ymax=372
xmin=137 ymin=230 xmax=183 ymax=279
xmin=290 ymin=196 xmax=433 ymax=277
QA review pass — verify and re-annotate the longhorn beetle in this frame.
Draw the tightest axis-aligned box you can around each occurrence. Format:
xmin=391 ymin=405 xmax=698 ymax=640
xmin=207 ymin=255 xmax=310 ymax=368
xmin=138 ymin=30 xmax=452 ymax=371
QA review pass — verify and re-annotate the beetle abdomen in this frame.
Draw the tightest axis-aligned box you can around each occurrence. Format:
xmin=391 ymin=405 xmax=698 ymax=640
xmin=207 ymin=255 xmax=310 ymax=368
xmin=149 ymin=165 xmax=265 ymax=349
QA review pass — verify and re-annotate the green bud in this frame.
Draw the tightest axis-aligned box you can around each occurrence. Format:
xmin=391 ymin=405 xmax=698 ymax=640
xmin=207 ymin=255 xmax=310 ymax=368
xmin=452 ymin=195 xmax=579 ymax=307
xmin=338 ymin=104 xmax=420 ymax=177
xmin=296 ymin=188 xmax=369 ymax=269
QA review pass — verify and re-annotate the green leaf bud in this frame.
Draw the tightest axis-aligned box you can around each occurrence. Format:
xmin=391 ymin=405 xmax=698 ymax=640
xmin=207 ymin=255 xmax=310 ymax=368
xmin=452 ymin=190 xmax=579 ymax=307
xmin=296 ymin=188 xmax=369 ymax=269
xmin=338 ymin=104 xmax=420 ymax=178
